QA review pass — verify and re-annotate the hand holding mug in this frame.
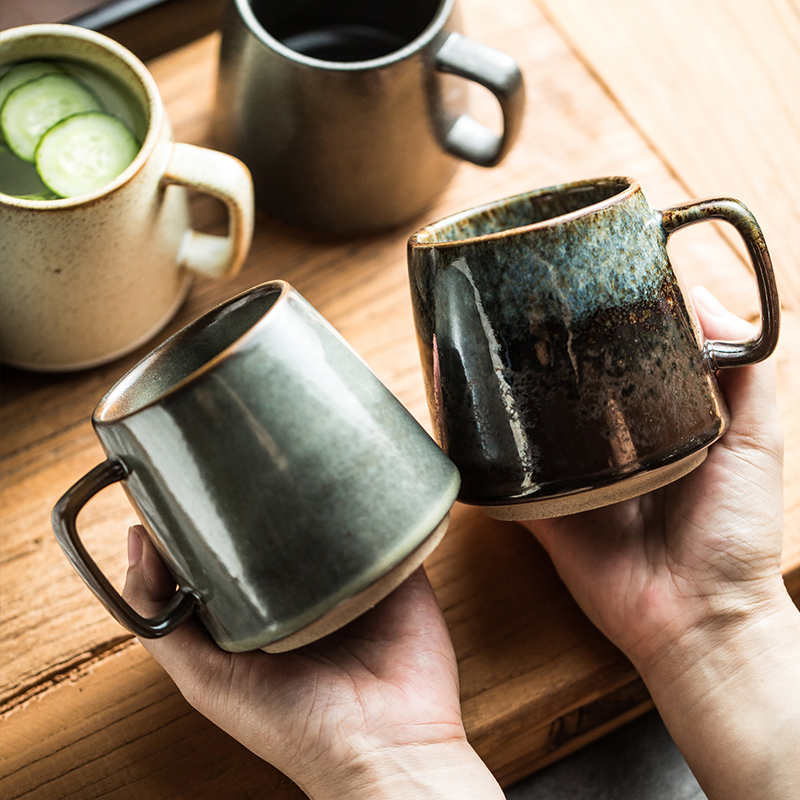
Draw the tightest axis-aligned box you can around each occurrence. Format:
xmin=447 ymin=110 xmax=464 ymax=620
xmin=523 ymin=289 xmax=800 ymax=800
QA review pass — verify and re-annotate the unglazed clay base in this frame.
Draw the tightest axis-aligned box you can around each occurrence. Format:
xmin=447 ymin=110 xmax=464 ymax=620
xmin=481 ymin=449 xmax=708 ymax=521
xmin=261 ymin=512 xmax=451 ymax=653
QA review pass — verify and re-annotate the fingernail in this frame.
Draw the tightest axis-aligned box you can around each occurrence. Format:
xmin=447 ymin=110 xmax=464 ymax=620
xmin=127 ymin=526 xmax=143 ymax=566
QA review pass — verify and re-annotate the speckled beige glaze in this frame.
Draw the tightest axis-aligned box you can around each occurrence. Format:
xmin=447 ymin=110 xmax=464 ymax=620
xmin=0 ymin=25 xmax=254 ymax=372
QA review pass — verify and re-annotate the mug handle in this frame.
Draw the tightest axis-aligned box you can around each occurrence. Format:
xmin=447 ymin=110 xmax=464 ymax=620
xmin=51 ymin=459 xmax=199 ymax=639
xmin=163 ymin=142 xmax=255 ymax=279
xmin=434 ymin=32 xmax=525 ymax=167
xmin=661 ymin=197 xmax=780 ymax=369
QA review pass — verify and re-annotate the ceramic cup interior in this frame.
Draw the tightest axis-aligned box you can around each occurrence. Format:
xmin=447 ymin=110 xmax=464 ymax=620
xmin=96 ymin=284 xmax=284 ymax=422
xmin=246 ymin=0 xmax=448 ymax=63
xmin=0 ymin=25 xmax=159 ymax=205
xmin=414 ymin=176 xmax=632 ymax=243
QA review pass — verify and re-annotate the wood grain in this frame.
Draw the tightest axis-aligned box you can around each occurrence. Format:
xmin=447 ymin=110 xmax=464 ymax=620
xmin=1 ymin=0 xmax=798 ymax=796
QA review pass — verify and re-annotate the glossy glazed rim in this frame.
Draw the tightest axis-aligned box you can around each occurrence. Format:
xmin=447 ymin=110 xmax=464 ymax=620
xmin=409 ymin=176 xmax=639 ymax=248
xmin=234 ymin=0 xmax=453 ymax=70
xmin=94 ymin=280 xmax=291 ymax=425
xmin=0 ymin=24 xmax=161 ymax=209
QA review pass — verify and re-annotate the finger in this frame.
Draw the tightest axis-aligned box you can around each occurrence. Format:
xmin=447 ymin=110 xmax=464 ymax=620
xmin=122 ymin=526 xmax=224 ymax=679
xmin=370 ymin=566 xmax=447 ymax=636
xmin=690 ymin=285 xmax=783 ymax=465
xmin=337 ymin=566 xmax=448 ymax=647
xmin=125 ymin=524 xmax=177 ymax=604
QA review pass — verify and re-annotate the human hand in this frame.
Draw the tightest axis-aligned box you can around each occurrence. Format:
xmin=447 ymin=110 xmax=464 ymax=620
xmin=522 ymin=286 xmax=800 ymax=799
xmin=521 ymin=285 xmax=786 ymax=670
xmin=122 ymin=527 xmax=504 ymax=800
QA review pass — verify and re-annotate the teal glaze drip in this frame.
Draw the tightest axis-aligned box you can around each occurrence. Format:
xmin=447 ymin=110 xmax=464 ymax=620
xmin=432 ymin=189 xmax=672 ymax=336
xmin=408 ymin=178 xmax=727 ymax=505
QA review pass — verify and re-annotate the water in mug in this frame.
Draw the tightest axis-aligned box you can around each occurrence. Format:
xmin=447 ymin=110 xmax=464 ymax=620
xmin=0 ymin=58 xmax=147 ymax=199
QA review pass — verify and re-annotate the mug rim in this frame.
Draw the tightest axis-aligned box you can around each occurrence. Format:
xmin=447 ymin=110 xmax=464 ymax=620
xmin=408 ymin=176 xmax=640 ymax=249
xmin=233 ymin=0 xmax=453 ymax=70
xmin=94 ymin=280 xmax=291 ymax=425
xmin=0 ymin=23 xmax=162 ymax=209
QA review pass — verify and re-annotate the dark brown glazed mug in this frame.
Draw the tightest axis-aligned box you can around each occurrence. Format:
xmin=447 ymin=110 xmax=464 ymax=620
xmin=408 ymin=177 xmax=780 ymax=519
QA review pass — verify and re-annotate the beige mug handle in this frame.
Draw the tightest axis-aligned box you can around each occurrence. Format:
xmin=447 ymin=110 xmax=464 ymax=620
xmin=163 ymin=143 xmax=255 ymax=279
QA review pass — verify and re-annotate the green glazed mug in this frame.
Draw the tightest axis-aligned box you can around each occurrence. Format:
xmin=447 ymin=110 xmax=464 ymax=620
xmin=408 ymin=177 xmax=780 ymax=519
xmin=52 ymin=281 xmax=460 ymax=652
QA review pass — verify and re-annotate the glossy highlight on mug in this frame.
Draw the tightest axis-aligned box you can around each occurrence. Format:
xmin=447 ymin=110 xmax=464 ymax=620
xmin=52 ymin=281 xmax=460 ymax=652
xmin=408 ymin=177 xmax=780 ymax=518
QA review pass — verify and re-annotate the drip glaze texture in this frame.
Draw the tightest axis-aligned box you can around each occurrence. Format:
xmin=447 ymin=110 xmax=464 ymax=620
xmin=408 ymin=178 xmax=750 ymax=507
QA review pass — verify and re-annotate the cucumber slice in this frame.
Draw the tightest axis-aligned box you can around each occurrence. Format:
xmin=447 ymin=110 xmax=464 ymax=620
xmin=35 ymin=111 xmax=139 ymax=198
xmin=0 ymin=61 xmax=66 ymax=119
xmin=0 ymin=61 xmax=66 ymax=147
xmin=17 ymin=190 xmax=59 ymax=201
xmin=1 ymin=73 xmax=101 ymax=162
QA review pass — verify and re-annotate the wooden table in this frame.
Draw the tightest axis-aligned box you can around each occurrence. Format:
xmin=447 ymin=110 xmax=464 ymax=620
xmin=2 ymin=1 xmax=799 ymax=796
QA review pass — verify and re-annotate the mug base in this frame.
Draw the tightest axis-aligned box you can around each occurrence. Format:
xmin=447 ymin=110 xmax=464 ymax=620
xmin=0 ymin=274 xmax=192 ymax=373
xmin=260 ymin=511 xmax=451 ymax=653
xmin=481 ymin=448 xmax=708 ymax=521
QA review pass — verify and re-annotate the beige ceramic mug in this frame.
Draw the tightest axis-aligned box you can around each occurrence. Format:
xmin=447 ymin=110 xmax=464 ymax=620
xmin=0 ymin=24 xmax=255 ymax=372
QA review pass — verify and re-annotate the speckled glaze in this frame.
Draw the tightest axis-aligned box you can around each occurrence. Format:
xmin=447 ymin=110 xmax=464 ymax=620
xmin=0 ymin=25 xmax=254 ymax=372
xmin=213 ymin=0 xmax=524 ymax=232
xmin=408 ymin=177 xmax=780 ymax=516
xmin=52 ymin=282 xmax=460 ymax=652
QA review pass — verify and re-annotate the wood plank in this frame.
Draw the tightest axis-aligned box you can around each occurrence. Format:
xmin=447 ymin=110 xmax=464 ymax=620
xmin=536 ymin=0 xmax=800 ymax=310
xmin=2 ymin=0 xmax=798 ymax=795
xmin=0 ymin=507 xmax=647 ymax=798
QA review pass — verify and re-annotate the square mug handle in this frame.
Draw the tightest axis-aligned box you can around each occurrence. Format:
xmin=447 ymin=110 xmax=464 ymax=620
xmin=163 ymin=143 xmax=255 ymax=279
xmin=51 ymin=459 xmax=199 ymax=638
xmin=434 ymin=33 xmax=525 ymax=168
xmin=661 ymin=198 xmax=780 ymax=368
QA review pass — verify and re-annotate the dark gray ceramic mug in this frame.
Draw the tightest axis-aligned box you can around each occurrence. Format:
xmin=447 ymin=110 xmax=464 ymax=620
xmin=408 ymin=177 xmax=780 ymax=519
xmin=212 ymin=0 xmax=525 ymax=232
xmin=52 ymin=281 xmax=460 ymax=652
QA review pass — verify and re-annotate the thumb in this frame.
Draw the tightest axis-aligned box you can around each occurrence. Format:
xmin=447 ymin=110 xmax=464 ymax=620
xmin=690 ymin=285 xmax=783 ymax=494
xmin=122 ymin=525 xmax=223 ymax=684
xmin=124 ymin=525 xmax=178 ymax=614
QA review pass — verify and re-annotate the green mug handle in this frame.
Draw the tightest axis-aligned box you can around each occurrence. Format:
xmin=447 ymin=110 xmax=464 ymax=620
xmin=51 ymin=459 xmax=198 ymax=639
xmin=661 ymin=197 xmax=780 ymax=368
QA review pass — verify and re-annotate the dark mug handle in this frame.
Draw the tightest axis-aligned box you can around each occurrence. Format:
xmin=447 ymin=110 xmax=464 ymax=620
xmin=661 ymin=198 xmax=780 ymax=368
xmin=51 ymin=459 xmax=198 ymax=638
xmin=434 ymin=32 xmax=525 ymax=167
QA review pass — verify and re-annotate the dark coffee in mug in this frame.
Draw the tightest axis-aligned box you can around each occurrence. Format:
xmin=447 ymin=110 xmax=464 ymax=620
xmin=281 ymin=25 xmax=406 ymax=61
xmin=251 ymin=0 xmax=435 ymax=62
